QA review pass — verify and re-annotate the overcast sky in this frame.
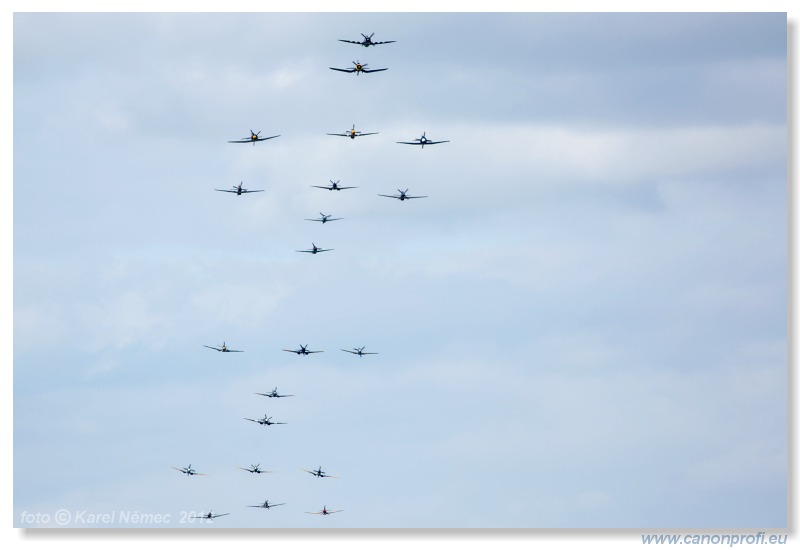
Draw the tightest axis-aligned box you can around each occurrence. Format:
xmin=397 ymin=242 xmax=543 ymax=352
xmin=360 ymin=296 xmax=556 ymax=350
xmin=12 ymin=10 xmax=788 ymax=530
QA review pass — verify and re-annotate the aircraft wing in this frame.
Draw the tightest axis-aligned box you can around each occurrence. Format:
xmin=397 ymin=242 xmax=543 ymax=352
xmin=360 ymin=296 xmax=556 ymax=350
xmin=341 ymin=349 xmax=359 ymax=354
xmin=244 ymin=418 xmax=259 ymax=423
xmin=227 ymin=349 xmax=244 ymax=352
xmin=326 ymin=133 xmax=349 ymax=137
xmin=357 ymin=132 xmax=379 ymax=136
xmin=362 ymin=68 xmax=388 ymax=73
xmin=405 ymin=195 xmax=428 ymax=199
xmin=214 ymin=189 xmax=238 ymax=193
xmin=203 ymin=345 xmax=222 ymax=351
xmin=329 ymin=67 xmax=356 ymax=73
xmin=373 ymin=40 xmax=396 ymax=45
xmin=239 ymin=189 xmax=265 ymax=194
xmin=378 ymin=194 xmax=400 ymax=199
xmin=424 ymin=140 xmax=449 ymax=145
xmin=254 ymin=135 xmax=280 ymax=141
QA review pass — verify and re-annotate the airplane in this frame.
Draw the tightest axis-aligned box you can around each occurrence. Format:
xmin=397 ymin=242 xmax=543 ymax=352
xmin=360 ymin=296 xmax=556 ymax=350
xmin=228 ymin=129 xmax=280 ymax=146
xmin=330 ymin=60 xmax=387 ymax=75
xmin=311 ymin=180 xmax=358 ymax=191
xmin=341 ymin=346 xmax=379 ymax=357
xmin=190 ymin=511 xmax=230 ymax=520
xmin=204 ymin=342 xmax=243 ymax=353
xmin=244 ymin=415 xmax=287 ymax=426
xmin=328 ymin=124 xmax=378 ymax=140
xmin=282 ymin=345 xmax=323 ymax=355
xmin=172 ymin=464 xmax=206 ymax=476
xmin=238 ymin=463 xmax=272 ymax=474
xmin=248 ymin=500 xmax=285 ymax=509
xmin=305 ymin=213 xmax=343 ymax=224
xmin=255 ymin=387 xmax=294 ymax=398
xmin=303 ymin=466 xmax=337 ymax=478
xmin=215 ymin=182 xmax=265 ymax=195
xmin=397 ymin=132 xmax=449 ymax=148
xmin=339 ymin=33 xmax=396 ymax=47
xmin=378 ymin=189 xmax=428 ymax=201
xmin=296 ymin=243 xmax=333 ymax=254
xmin=306 ymin=505 xmax=343 ymax=515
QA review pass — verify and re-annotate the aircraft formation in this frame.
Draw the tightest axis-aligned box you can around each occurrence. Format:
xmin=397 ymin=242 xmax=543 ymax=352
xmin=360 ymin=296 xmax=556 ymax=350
xmin=175 ymin=30 xmax=447 ymax=525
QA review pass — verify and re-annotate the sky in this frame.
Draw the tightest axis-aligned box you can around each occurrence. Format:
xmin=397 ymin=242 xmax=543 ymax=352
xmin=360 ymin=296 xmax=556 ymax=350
xmin=10 ymin=7 xmax=790 ymax=534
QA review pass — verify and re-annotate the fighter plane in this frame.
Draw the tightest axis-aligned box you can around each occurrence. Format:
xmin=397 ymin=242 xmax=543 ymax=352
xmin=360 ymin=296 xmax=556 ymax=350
xmin=282 ymin=345 xmax=323 ymax=355
xmin=190 ymin=511 xmax=229 ymax=520
xmin=378 ymin=189 xmax=428 ymax=201
xmin=215 ymin=182 xmax=264 ymax=195
xmin=397 ymin=132 xmax=449 ymax=148
xmin=306 ymin=505 xmax=343 ymax=515
xmin=172 ymin=464 xmax=206 ymax=476
xmin=245 ymin=415 xmax=287 ymax=426
xmin=248 ymin=500 xmax=285 ymax=509
xmin=328 ymin=124 xmax=378 ymax=139
xmin=339 ymin=33 xmax=396 ymax=47
xmin=311 ymin=180 xmax=358 ymax=191
xmin=303 ymin=466 xmax=337 ymax=478
xmin=228 ymin=129 xmax=280 ymax=146
xmin=204 ymin=342 xmax=243 ymax=352
xmin=296 ymin=243 xmax=333 ymax=254
xmin=330 ymin=60 xmax=387 ymax=75
xmin=238 ymin=463 xmax=272 ymax=474
xmin=255 ymin=387 xmax=294 ymax=398
xmin=341 ymin=346 xmax=379 ymax=357
xmin=305 ymin=213 xmax=343 ymax=224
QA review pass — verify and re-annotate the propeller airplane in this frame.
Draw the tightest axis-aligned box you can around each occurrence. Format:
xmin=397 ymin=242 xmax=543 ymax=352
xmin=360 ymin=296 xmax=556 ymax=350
xmin=339 ymin=33 xmax=396 ymax=47
xmin=204 ymin=342 xmax=243 ymax=352
xmin=215 ymin=182 xmax=264 ymax=195
xmin=397 ymin=132 xmax=449 ymax=148
xmin=328 ymin=124 xmax=378 ymax=140
xmin=330 ymin=60 xmax=387 ymax=75
xmin=228 ymin=129 xmax=280 ymax=146
xmin=312 ymin=180 xmax=357 ymax=191
xmin=378 ymin=189 xmax=428 ymax=201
